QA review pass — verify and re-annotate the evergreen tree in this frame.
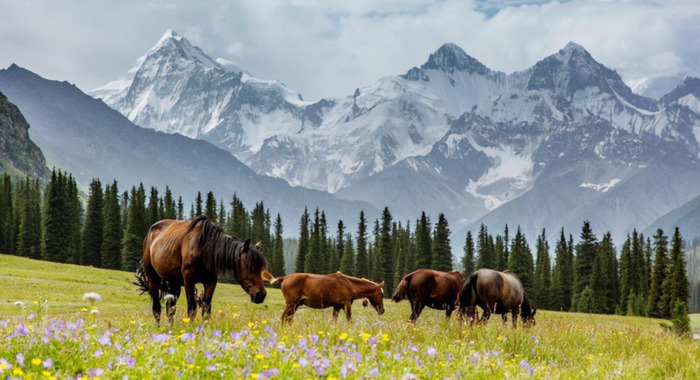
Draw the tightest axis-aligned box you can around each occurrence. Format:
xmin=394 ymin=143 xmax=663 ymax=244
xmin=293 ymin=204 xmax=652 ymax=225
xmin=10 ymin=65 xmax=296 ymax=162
xmin=320 ymin=211 xmax=329 ymax=273
xmin=403 ymin=221 xmax=416 ymax=274
xmin=42 ymin=170 xmax=68 ymax=263
xmin=295 ymin=207 xmax=310 ymax=273
xmin=461 ymin=230 xmax=475 ymax=277
xmin=163 ymin=186 xmax=176 ymax=219
xmin=590 ymin=233 xmax=616 ymax=314
xmin=646 ymin=229 xmax=668 ymax=318
xmin=0 ymin=175 xmax=16 ymax=254
xmin=81 ymin=179 xmax=104 ymax=267
xmin=218 ymin=200 xmax=226 ymax=226
xmin=333 ymin=220 xmax=345 ymax=273
xmin=632 ymin=231 xmax=649 ymax=301
xmin=101 ymin=181 xmax=122 ymax=270
xmin=550 ymin=229 xmax=573 ymax=311
xmin=671 ymin=299 xmax=690 ymax=336
xmin=533 ymin=229 xmax=551 ymax=309
xmin=494 ymin=235 xmax=506 ymax=271
xmin=226 ymin=194 xmax=249 ymax=237
xmin=661 ymin=228 xmax=690 ymax=318
xmin=195 ymin=191 xmax=203 ymax=216
xmin=432 ymin=213 xmax=452 ymax=271
xmin=477 ymin=224 xmax=495 ymax=269
xmin=16 ymin=178 xmax=41 ymax=259
xmin=379 ymin=207 xmax=394 ymax=294
xmin=355 ymin=211 xmax=369 ymax=278
xmin=205 ymin=191 xmax=218 ymax=221
xmin=618 ymin=235 xmax=632 ymax=313
xmin=177 ymin=196 xmax=184 ymax=220
xmin=415 ymin=212 xmax=432 ymax=268
xmin=508 ymin=226 xmax=534 ymax=290
xmin=271 ymin=213 xmax=285 ymax=277
xmin=66 ymin=175 xmax=83 ymax=264
xmin=121 ymin=184 xmax=147 ymax=271
xmin=305 ymin=208 xmax=323 ymax=273
xmin=572 ymin=221 xmax=597 ymax=309
xmin=147 ymin=187 xmax=160 ymax=227
xmin=340 ymin=233 xmax=355 ymax=276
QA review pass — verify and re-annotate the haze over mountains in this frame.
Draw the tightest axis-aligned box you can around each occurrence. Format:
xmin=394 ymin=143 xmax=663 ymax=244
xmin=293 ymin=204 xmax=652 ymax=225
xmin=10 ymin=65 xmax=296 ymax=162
xmin=88 ymin=30 xmax=700 ymax=243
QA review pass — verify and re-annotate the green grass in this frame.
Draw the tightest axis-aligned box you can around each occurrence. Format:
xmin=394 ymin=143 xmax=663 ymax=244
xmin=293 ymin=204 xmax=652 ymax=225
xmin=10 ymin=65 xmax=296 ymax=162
xmin=1 ymin=254 xmax=699 ymax=379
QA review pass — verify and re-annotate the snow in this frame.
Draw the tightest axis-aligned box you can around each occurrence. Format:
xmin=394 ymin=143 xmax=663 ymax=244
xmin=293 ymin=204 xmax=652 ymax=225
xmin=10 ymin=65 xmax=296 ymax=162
xmin=579 ymin=178 xmax=621 ymax=193
xmin=677 ymin=94 xmax=700 ymax=114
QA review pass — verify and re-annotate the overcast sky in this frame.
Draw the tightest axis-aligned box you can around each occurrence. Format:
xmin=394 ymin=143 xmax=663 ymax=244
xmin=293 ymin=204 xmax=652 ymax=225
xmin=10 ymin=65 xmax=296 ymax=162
xmin=1 ymin=0 xmax=698 ymax=100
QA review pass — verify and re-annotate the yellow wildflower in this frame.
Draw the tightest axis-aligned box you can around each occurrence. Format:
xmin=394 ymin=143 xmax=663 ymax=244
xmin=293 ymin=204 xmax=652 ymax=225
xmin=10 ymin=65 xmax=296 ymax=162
xmin=247 ymin=322 xmax=254 ymax=328
xmin=339 ymin=333 xmax=348 ymax=340
xmin=32 ymin=358 xmax=42 ymax=366
xmin=182 ymin=317 xmax=191 ymax=323
xmin=255 ymin=354 xmax=264 ymax=360
xmin=382 ymin=333 xmax=389 ymax=342
xmin=188 ymin=364 xmax=195 ymax=369
xmin=250 ymin=373 xmax=259 ymax=379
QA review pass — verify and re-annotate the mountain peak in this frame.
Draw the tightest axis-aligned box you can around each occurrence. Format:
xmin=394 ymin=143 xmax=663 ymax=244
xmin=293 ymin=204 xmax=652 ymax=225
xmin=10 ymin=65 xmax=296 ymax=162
xmin=145 ymin=29 xmax=219 ymax=70
xmin=421 ymin=43 xmax=491 ymax=75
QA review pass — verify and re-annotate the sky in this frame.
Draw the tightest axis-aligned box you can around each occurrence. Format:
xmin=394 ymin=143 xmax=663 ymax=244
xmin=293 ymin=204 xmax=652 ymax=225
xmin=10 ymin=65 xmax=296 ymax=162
xmin=0 ymin=0 xmax=698 ymax=101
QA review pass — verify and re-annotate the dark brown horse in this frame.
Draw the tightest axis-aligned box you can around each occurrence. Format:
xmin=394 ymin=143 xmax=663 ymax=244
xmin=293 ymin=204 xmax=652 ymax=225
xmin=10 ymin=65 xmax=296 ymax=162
xmin=458 ymin=269 xmax=536 ymax=327
xmin=392 ymin=269 xmax=465 ymax=322
xmin=269 ymin=272 xmax=385 ymax=323
xmin=136 ymin=216 xmax=267 ymax=324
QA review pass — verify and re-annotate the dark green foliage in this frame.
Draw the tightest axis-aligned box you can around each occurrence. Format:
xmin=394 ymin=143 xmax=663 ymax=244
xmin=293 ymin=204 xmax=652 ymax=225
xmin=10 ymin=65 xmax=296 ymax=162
xmin=205 ymin=191 xmax=217 ymax=222
xmin=619 ymin=231 xmax=648 ymax=315
xmin=402 ymin=221 xmax=416 ymax=274
xmin=195 ymin=191 xmax=203 ymax=216
xmin=42 ymin=170 xmax=81 ymax=263
xmin=295 ymin=207 xmax=310 ymax=273
xmin=671 ymin=299 xmax=690 ymax=337
xmin=121 ymin=184 xmax=147 ymax=271
xmin=16 ymin=177 xmax=41 ymax=259
xmin=590 ymin=233 xmax=616 ymax=314
xmin=533 ymin=229 xmax=551 ymax=310
xmin=550 ymin=229 xmax=574 ymax=311
xmin=82 ymin=179 xmax=104 ymax=267
xmin=572 ymin=221 xmax=597 ymax=309
xmin=340 ymin=233 xmax=355 ymax=276
xmin=270 ymin=213 xmax=285 ymax=277
xmin=0 ymin=175 xmax=16 ymax=254
xmin=332 ymin=220 xmax=344 ymax=274
xmin=661 ymin=228 xmax=690 ymax=318
xmin=415 ymin=212 xmax=432 ymax=269
xmin=218 ymin=200 xmax=226 ymax=226
xmin=508 ymin=226 xmax=534 ymax=290
xmin=146 ymin=187 xmax=159 ymax=227
xmin=647 ymin=229 xmax=669 ymax=318
xmin=226 ymin=194 xmax=249 ymax=237
xmin=355 ymin=211 xmax=369 ymax=278
xmin=477 ymin=224 xmax=495 ymax=269
xmin=626 ymin=292 xmax=645 ymax=316
xmin=163 ymin=186 xmax=176 ymax=220
xmin=379 ymin=207 xmax=394 ymax=294
xmin=176 ymin=196 xmax=184 ymax=220
xmin=305 ymin=208 xmax=324 ymax=274
xmin=319 ymin=211 xmax=329 ymax=273
xmin=576 ymin=285 xmax=593 ymax=313
xmin=101 ymin=181 xmax=122 ymax=270
xmin=461 ymin=230 xmax=475 ymax=277
xmin=432 ymin=213 xmax=452 ymax=271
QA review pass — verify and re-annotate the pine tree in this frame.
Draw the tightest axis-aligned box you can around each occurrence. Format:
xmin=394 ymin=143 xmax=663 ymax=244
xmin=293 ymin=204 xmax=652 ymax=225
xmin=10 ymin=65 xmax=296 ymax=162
xmin=355 ymin=211 xmax=369 ymax=278
xmin=533 ymin=229 xmax=551 ymax=310
xmin=163 ymin=186 xmax=176 ymax=219
xmin=432 ymin=213 xmax=452 ymax=271
xmin=121 ymin=184 xmax=147 ymax=271
xmin=333 ymin=220 xmax=345 ymax=273
xmin=590 ymin=233 xmax=616 ymax=314
xmin=340 ymin=233 xmax=355 ymax=276
xmin=494 ymin=235 xmax=506 ymax=271
xmin=177 ymin=196 xmax=184 ymax=220
xmin=320 ymin=211 xmax=329 ymax=273
xmin=42 ymin=170 xmax=68 ymax=262
xmin=147 ymin=187 xmax=160 ymax=227
xmin=295 ymin=207 xmax=310 ymax=273
xmin=16 ymin=178 xmax=41 ymax=259
xmin=477 ymin=224 xmax=495 ymax=269
xmin=661 ymin=228 xmax=690 ymax=318
xmin=618 ymin=235 xmax=632 ymax=313
xmin=218 ymin=200 xmax=226 ymax=226
xmin=205 ymin=191 xmax=218 ymax=221
xmin=461 ymin=230 xmax=475 ymax=277
xmin=572 ymin=221 xmax=597 ymax=309
xmin=646 ymin=229 xmax=668 ymax=318
xmin=81 ymin=179 xmax=104 ymax=267
xmin=101 ymin=181 xmax=122 ymax=270
xmin=550 ymin=229 xmax=573 ymax=311
xmin=271 ymin=213 xmax=285 ymax=277
xmin=508 ymin=226 xmax=534 ymax=290
xmin=195 ymin=191 xmax=203 ymax=216
xmin=415 ymin=212 xmax=432 ymax=269
xmin=226 ymin=194 xmax=249 ymax=237
xmin=305 ymin=208 xmax=323 ymax=274
xmin=379 ymin=207 xmax=394 ymax=294
xmin=403 ymin=221 xmax=416 ymax=274
xmin=632 ymin=231 xmax=649 ymax=301
xmin=0 ymin=175 xmax=16 ymax=254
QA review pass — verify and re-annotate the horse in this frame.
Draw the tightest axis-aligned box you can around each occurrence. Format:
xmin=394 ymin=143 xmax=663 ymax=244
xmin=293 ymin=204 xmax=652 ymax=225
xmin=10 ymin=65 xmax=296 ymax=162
xmin=391 ymin=269 xmax=464 ymax=322
xmin=135 ymin=215 xmax=268 ymax=324
xmin=268 ymin=272 xmax=385 ymax=324
xmin=458 ymin=268 xmax=536 ymax=328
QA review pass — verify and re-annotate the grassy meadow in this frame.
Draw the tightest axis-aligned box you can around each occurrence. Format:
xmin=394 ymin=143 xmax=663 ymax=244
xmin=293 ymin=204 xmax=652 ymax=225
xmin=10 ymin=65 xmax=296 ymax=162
xmin=1 ymin=254 xmax=699 ymax=379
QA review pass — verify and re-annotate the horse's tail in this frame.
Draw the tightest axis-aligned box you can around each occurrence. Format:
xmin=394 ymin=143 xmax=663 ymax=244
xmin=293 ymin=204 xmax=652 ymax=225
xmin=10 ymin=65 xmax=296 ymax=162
xmin=392 ymin=274 xmax=411 ymax=302
xmin=459 ymin=271 xmax=478 ymax=313
xmin=268 ymin=274 xmax=286 ymax=285
xmin=132 ymin=260 xmax=150 ymax=295
xmin=261 ymin=270 xmax=278 ymax=283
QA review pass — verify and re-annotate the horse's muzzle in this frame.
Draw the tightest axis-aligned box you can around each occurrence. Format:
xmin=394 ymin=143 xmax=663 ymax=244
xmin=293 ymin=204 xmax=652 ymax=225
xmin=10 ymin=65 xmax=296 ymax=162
xmin=376 ymin=306 xmax=385 ymax=315
xmin=252 ymin=291 xmax=266 ymax=304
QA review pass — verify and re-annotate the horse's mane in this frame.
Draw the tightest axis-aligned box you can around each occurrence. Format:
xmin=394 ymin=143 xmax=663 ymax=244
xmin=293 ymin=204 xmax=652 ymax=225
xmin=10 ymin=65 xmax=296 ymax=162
xmin=187 ymin=216 xmax=267 ymax=277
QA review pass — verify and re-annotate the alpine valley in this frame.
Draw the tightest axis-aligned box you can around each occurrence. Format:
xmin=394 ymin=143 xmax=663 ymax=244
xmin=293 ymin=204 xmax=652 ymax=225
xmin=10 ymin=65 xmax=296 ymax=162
xmin=89 ymin=30 xmax=700 ymax=244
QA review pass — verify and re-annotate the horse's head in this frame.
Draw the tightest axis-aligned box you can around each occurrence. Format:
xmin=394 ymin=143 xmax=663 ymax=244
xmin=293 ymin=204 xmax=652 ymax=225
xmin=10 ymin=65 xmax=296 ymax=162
xmin=521 ymin=292 xmax=536 ymax=327
xmin=238 ymin=239 xmax=267 ymax=304
xmin=365 ymin=281 xmax=385 ymax=315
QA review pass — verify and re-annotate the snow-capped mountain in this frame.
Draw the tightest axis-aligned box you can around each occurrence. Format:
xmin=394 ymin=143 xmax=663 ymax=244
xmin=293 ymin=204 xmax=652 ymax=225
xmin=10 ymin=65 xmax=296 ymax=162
xmin=95 ymin=31 xmax=700 ymax=242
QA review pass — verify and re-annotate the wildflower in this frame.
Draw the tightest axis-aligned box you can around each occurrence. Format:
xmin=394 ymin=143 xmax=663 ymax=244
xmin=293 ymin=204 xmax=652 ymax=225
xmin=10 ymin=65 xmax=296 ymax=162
xmin=250 ymin=373 xmax=259 ymax=379
xmin=31 ymin=358 xmax=41 ymax=366
xmin=182 ymin=317 xmax=191 ymax=324
xmin=426 ymin=347 xmax=437 ymax=358
xmin=520 ymin=359 xmax=535 ymax=375
xmin=247 ymin=322 xmax=254 ymax=328
xmin=362 ymin=333 xmax=371 ymax=342
xmin=82 ymin=292 xmax=102 ymax=303
xmin=255 ymin=354 xmax=264 ymax=360
xmin=368 ymin=367 xmax=379 ymax=378
xmin=90 ymin=309 xmax=99 ymax=315
xmin=339 ymin=333 xmax=348 ymax=341
xmin=13 ymin=367 xmax=23 ymax=376
xmin=382 ymin=333 xmax=389 ymax=342
xmin=206 ymin=364 xmax=218 ymax=371
xmin=15 ymin=324 xmax=29 ymax=336
xmin=88 ymin=368 xmax=104 ymax=377
xmin=13 ymin=301 xmax=26 ymax=308
xmin=16 ymin=353 xmax=24 ymax=367
xmin=310 ymin=334 xmax=319 ymax=344
xmin=297 ymin=357 xmax=308 ymax=368
xmin=42 ymin=370 xmax=51 ymax=377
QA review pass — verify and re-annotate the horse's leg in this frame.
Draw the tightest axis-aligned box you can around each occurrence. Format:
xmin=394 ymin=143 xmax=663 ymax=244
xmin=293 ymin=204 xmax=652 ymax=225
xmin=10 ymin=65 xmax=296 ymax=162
xmin=145 ymin=263 xmax=162 ymax=324
xmin=480 ymin=305 xmax=491 ymax=325
xmin=182 ymin=267 xmax=197 ymax=320
xmin=332 ymin=306 xmax=341 ymax=321
xmin=165 ymin=285 xmax=181 ymax=325
xmin=343 ymin=303 xmax=352 ymax=322
xmin=446 ymin=304 xmax=455 ymax=320
xmin=410 ymin=303 xmax=425 ymax=323
xmin=281 ymin=302 xmax=296 ymax=324
xmin=502 ymin=313 xmax=508 ymax=325
xmin=511 ymin=308 xmax=518 ymax=328
xmin=200 ymin=281 xmax=217 ymax=320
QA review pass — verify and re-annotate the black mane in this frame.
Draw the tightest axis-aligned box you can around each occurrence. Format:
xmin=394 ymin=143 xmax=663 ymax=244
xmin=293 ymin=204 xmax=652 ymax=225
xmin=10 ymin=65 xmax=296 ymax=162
xmin=186 ymin=216 xmax=267 ymax=278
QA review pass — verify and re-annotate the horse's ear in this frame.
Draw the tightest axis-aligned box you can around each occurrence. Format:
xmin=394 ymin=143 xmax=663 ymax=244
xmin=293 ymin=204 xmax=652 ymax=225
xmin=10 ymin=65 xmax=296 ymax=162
xmin=378 ymin=281 xmax=384 ymax=288
xmin=255 ymin=241 xmax=263 ymax=250
xmin=243 ymin=239 xmax=251 ymax=252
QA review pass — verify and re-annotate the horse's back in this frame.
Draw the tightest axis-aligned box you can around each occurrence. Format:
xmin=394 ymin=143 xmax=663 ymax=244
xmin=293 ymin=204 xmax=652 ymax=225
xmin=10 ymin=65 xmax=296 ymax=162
xmin=145 ymin=219 xmax=192 ymax=280
xmin=280 ymin=273 xmax=351 ymax=307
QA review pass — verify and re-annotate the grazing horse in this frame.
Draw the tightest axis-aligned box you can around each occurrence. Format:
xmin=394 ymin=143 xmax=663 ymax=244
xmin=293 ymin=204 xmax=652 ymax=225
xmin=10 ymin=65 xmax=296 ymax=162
xmin=392 ymin=269 xmax=465 ymax=322
xmin=136 ymin=215 xmax=267 ymax=324
xmin=269 ymin=272 xmax=385 ymax=324
xmin=458 ymin=269 xmax=536 ymax=327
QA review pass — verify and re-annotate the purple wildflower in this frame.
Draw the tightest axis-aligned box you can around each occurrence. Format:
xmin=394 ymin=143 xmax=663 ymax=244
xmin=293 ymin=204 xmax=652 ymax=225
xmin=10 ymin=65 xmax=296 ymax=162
xmin=297 ymin=357 xmax=308 ymax=368
xmin=94 ymin=349 xmax=103 ymax=358
xmin=88 ymin=368 xmax=104 ymax=377
xmin=402 ymin=373 xmax=416 ymax=380
xmin=368 ymin=367 xmax=379 ymax=378
xmin=99 ymin=333 xmax=111 ymax=346
xmin=15 ymin=325 xmax=29 ymax=336
xmin=426 ymin=347 xmax=437 ymax=358
xmin=212 ymin=329 xmax=222 ymax=338
xmin=408 ymin=343 xmax=419 ymax=353
xmin=368 ymin=336 xmax=378 ymax=346
xmin=263 ymin=368 xmax=280 ymax=378
xmin=309 ymin=334 xmax=319 ymax=344
xmin=16 ymin=353 xmax=24 ymax=367
xmin=168 ymin=347 xmax=175 ymax=355
xmin=151 ymin=333 xmax=169 ymax=343
xmin=42 ymin=358 xmax=53 ymax=369
xmin=180 ymin=332 xmax=195 ymax=341
xmin=298 ymin=337 xmax=307 ymax=348
xmin=206 ymin=364 xmax=218 ymax=371
xmin=446 ymin=353 xmax=454 ymax=362
xmin=204 ymin=351 xmax=214 ymax=360
xmin=519 ymin=359 xmax=535 ymax=375
xmin=384 ymin=351 xmax=391 ymax=358
xmin=416 ymin=358 xmax=424 ymax=368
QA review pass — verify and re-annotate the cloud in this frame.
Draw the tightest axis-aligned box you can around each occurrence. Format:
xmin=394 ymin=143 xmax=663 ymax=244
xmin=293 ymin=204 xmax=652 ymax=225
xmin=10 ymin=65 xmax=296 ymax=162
xmin=0 ymin=0 xmax=697 ymax=100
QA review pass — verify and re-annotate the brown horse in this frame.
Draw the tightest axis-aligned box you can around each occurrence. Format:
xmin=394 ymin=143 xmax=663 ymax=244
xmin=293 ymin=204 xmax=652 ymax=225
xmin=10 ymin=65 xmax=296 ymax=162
xmin=458 ymin=269 xmax=536 ymax=327
xmin=136 ymin=216 xmax=267 ymax=324
xmin=269 ymin=272 xmax=385 ymax=323
xmin=392 ymin=269 xmax=464 ymax=322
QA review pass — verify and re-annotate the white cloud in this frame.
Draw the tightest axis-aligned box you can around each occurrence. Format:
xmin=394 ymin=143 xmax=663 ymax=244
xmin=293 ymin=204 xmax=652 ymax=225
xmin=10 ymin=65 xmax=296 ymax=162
xmin=0 ymin=0 xmax=697 ymax=100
